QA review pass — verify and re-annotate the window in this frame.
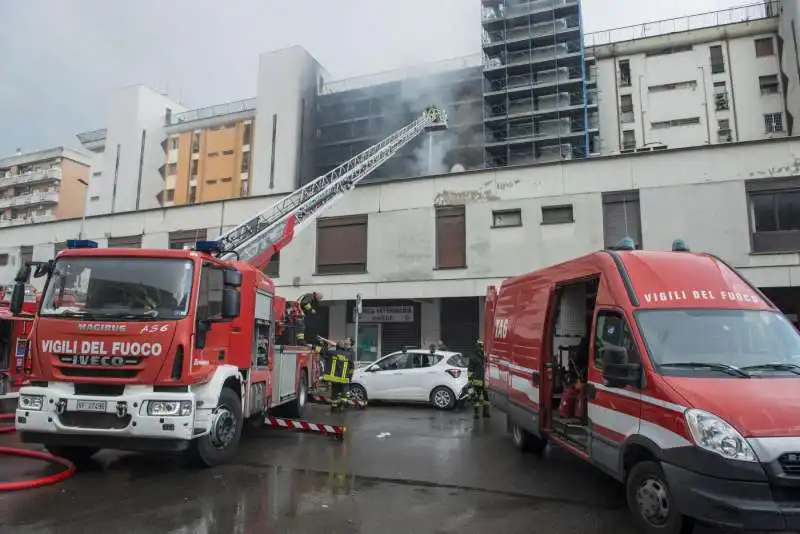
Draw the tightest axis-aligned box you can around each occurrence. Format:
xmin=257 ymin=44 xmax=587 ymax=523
xmin=713 ymin=81 xmax=729 ymax=111
xmin=709 ymin=45 xmax=725 ymax=73
xmin=648 ymin=81 xmax=697 ymax=92
xmin=188 ymin=186 xmax=197 ymax=205
xmin=241 ymin=153 xmax=250 ymax=173
xmin=240 ymin=180 xmax=249 ymax=197
xmin=602 ymin=190 xmax=642 ymax=248
xmin=169 ymin=229 xmax=207 ymax=249
xmin=264 ymin=251 xmax=280 ymax=278
xmin=593 ymin=311 xmax=641 ymax=369
xmin=718 ymin=119 xmax=732 ymax=142
xmin=618 ymin=60 xmax=631 ymax=87
xmin=167 ymin=163 xmax=177 ymax=175
xmin=107 ymin=235 xmax=142 ymax=248
xmin=166 ymin=189 xmax=175 ymax=201
xmin=622 ymin=130 xmax=636 ymax=150
xmin=620 ymin=95 xmax=634 ymax=123
xmin=206 ymin=179 xmax=217 ymax=185
xmin=0 ymin=254 xmax=8 ymax=266
xmin=243 ymin=122 xmax=253 ymax=146
xmin=651 ymin=117 xmax=701 ymax=129
xmin=168 ymin=137 xmax=179 ymax=150
xmin=492 ymin=209 xmax=522 ymax=228
xmin=755 ymin=37 xmax=775 ymax=57
xmin=208 ymin=152 xmax=219 ymax=158
xmin=747 ymin=178 xmax=800 ymax=252
xmin=760 ymin=74 xmax=780 ymax=95
xmin=435 ymin=206 xmax=466 ymax=269
xmin=222 ymin=150 xmax=234 ymax=156
xmin=315 ymin=215 xmax=368 ymax=275
xmin=197 ymin=264 xmax=224 ymax=320
xmin=410 ymin=352 xmax=441 ymax=368
xmin=20 ymin=246 xmax=32 ymax=267
xmin=192 ymin=133 xmax=200 ymax=153
xmin=541 ymin=204 xmax=574 ymax=225
xmin=375 ymin=352 xmax=408 ymax=371
xmin=765 ymin=112 xmax=784 ymax=133
xmin=221 ymin=177 xmax=232 ymax=183
xmin=190 ymin=159 xmax=198 ymax=177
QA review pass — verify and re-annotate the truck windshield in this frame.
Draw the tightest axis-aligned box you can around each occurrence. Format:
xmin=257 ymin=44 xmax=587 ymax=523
xmin=40 ymin=257 xmax=194 ymax=320
xmin=636 ymin=309 xmax=800 ymax=375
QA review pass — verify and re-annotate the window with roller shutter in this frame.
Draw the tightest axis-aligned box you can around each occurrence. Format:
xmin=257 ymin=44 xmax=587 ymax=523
xmin=169 ymin=229 xmax=207 ymax=250
xmin=602 ymin=190 xmax=642 ymax=248
xmin=107 ymin=235 xmax=142 ymax=248
xmin=435 ymin=206 xmax=466 ymax=269
xmin=315 ymin=215 xmax=368 ymax=275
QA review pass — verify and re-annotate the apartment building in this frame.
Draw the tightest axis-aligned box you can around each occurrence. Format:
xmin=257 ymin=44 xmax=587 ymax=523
xmin=594 ymin=1 xmax=786 ymax=154
xmin=160 ymin=100 xmax=255 ymax=206
xmin=0 ymin=147 xmax=91 ymax=228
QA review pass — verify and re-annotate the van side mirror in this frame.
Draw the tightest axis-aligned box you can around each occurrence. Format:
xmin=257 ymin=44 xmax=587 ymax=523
xmin=601 ymin=345 xmax=642 ymax=388
xmin=221 ymin=288 xmax=241 ymax=319
xmin=9 ymin=283 xmax=25 ymax=315
xmin=14 ymin=264 xmax=31 ymax=284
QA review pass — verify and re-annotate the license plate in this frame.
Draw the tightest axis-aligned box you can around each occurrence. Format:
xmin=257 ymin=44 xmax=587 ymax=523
xmin=75 ymin=400 xmax=106 ymax=412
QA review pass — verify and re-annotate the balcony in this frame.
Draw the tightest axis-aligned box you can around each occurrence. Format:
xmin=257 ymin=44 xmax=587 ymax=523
xmin=482 ymin=0 xmax=578 ymax=24
xmin=482 ymin=17 xmax=578 ymax=49
xmin=484 ymin=43 xmax=581 ymax=72
xmin=169 ymin=98 xmax=257 ymax=127
xmin=0 ymin=167 xmax=61 ymax=190
xmin=0 ymin=213 xmax=56 ymax=227
xmin=0 ymin=190 xmax=59 ymax=209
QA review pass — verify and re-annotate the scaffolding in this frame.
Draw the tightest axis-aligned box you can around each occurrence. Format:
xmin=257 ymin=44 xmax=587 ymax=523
xmin=481 ymin=0 xmax=598 ymax=167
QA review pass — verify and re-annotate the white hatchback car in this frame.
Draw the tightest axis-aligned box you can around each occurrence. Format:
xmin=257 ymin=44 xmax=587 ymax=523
xmin=350 ymin=349 xmax=470 ymax=410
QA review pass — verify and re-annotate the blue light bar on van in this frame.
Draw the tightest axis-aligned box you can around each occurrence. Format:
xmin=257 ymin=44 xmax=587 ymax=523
xmin=66 ymin=239 xmax=99 ymax=249
xmin=608 ymin=237 xmax=636 ymax=251
xmin=672 ymin=239 xmax=690 ymax=252
xmin=194 ymin=240 xmax=222 ymax=253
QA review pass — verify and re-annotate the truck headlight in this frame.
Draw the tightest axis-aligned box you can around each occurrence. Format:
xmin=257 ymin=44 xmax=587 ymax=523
xmin=148 ymin=400 xmax=193 ymax=417
xmin=18 ymin=394 xmax=44 ymax=411
xmin=685 ymin=409 xmax=756 ymax=462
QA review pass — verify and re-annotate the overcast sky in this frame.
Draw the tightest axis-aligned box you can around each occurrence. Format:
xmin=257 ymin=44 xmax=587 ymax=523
xmin=0 ymin=0 xmax=755 ymax=156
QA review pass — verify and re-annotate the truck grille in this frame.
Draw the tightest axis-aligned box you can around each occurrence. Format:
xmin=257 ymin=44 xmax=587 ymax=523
xmin=58 ymin=368 xmax=139 ymax=379
xmin=59 ymin=412 xmax=131 ymax=430
xmin=55 ymin=354 xmax=143 ymax=379
xmin=779 ymin=453 xmax=800 ymax=475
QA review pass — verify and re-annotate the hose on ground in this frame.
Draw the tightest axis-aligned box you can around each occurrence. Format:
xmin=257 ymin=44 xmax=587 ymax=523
xmin=0 ymin=412 xmax=76 ymax=491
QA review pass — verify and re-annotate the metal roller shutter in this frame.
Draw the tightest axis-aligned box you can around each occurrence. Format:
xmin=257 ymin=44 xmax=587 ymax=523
xmin=440 ymin=297 xmax=480 ymax=355
xmin=602 ymin=191 xmax=642 ymax=248
xmin=381 ymin=322 xmax=419 ymax=356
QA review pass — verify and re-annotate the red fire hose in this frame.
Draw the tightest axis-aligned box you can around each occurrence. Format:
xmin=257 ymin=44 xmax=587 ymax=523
xmin=0 ymin=412 xmax=76 ymax=491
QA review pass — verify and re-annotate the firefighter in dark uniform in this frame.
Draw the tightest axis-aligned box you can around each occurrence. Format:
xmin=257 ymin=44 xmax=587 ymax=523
xmin=320 ymin=337 xmax=354 ymax=411
xmin=469 ymin=339 xmax=490 ymax=419
xmin=288 ymin=292 xmax=324 ymax=345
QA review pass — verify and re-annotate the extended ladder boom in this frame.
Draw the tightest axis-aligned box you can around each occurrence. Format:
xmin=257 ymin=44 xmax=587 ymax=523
xmin=218 ymin=106 xmax=448 ymax=269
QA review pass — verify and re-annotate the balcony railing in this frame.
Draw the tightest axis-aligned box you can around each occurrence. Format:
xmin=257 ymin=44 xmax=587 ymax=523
xmin=169 ymin=98 xmax=257 ymax=126
xmin=0 ymin=190 xmax=59 ymax=209
xmin=482 ymin=18 xmax=575 ymax=46
xmin=0 ymin=167 xmax=61 ymax=189
xmin=0 ymin=213 xmax=56 ymax=227
xmin=482 ymin=0 xmax=576 ymax=22
xmin=584 ymin=1 xmax=779 ymax=47
xmin=484 ymin=43 xmax=579 ymax=69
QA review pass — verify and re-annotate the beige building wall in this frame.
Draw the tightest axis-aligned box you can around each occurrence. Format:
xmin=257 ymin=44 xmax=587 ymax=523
xmin=52 ymin=158 xmax=91 ymax=219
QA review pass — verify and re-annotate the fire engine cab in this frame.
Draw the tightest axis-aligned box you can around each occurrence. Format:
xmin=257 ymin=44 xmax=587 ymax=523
xmin=485 ymin=239 xmax=800 ymax=534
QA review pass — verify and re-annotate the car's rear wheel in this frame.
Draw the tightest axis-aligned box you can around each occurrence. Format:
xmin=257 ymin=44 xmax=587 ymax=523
xmin=430 ymin=386 xmax=456 ymax=410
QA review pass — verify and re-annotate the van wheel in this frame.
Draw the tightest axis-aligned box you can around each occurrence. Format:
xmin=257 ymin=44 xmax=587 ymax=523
xmin=511 ymin=421 xmax=547 ymax=454
xmin=185 ymin=387 xmax=242 ymax=468
xmin=430 ymin=386 xmax=456 ymax=410
xmin=44 ymin=445 xmax=99 ymax=464
xmin=626 ymin=461 xmax=694 ymax=534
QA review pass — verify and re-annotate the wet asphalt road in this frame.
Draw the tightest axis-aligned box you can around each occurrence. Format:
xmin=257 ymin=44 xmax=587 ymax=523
xmin=0 ymin=404 xmax=762 ymax=533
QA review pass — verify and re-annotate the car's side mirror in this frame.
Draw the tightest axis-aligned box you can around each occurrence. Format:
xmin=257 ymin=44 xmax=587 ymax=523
xmin=367 ymin=365 xmax=379 ymax=372
xmin=601 ymin=345 xmax=642 ymax=388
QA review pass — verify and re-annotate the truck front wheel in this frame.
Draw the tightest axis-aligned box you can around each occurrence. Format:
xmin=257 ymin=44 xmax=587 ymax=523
xmin=186 ymin=387 xmax=243 ymax=468
xmin=510 ymin=421 xmax=547 ymax=454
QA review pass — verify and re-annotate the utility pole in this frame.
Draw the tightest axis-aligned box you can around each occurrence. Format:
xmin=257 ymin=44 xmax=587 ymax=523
xmin=354 ymin=294 xmax=362 ymax=366
xmin=77 ymin=178 xmax=89 ymax=239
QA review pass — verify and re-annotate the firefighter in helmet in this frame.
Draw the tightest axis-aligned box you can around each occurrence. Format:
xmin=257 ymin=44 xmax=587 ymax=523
xmin=284 ymin=292 xmax=323 ymax=345
xmin=468 ymin=339 xmax=490 ymax=419
xmin=297 ymin=292 xmax=323 ymax=316
xmin=320 ymin=336 xmax=355 ymax=411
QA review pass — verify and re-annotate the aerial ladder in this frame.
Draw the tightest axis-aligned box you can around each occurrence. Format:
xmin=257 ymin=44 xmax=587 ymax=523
xmin=215 ymin=106 xmax=448 ymax=269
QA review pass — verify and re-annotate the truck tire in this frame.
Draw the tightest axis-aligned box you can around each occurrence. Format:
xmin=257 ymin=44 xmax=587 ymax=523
xmin=185 ymin=387 xmax=243 ymax=468
xmin=282 ymin=371 xmax=307 ymax=419
xmin=626 ymin=461 xmax=694 ymax=534
xmin=44 ymin=445 xmax=99 ymax=464
xmin=511 ymin=421 xmax=547 ymax=454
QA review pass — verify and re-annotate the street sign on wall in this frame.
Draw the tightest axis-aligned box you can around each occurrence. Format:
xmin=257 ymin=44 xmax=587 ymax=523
xmin=354 ymin=305 xmax=413 ymax=323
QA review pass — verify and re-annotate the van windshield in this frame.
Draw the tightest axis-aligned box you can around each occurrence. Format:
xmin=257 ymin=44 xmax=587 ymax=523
xmin=40 ymin=257 xmax=194 ymax=320
xmin=636 ymin=309 xmax=800 ymax=376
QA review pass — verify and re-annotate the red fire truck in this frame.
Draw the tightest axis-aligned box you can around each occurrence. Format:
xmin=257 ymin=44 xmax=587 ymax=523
xmin=485 ymin=238 xmax=800 ymax=533
xmin=0 ymin=285 xmax=37 ymax=401
xmin=8 ymin=107 xmax=448 ymax=467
